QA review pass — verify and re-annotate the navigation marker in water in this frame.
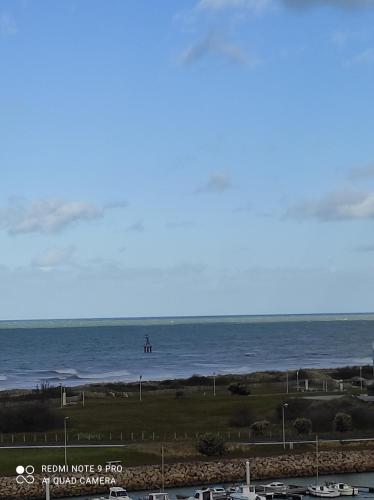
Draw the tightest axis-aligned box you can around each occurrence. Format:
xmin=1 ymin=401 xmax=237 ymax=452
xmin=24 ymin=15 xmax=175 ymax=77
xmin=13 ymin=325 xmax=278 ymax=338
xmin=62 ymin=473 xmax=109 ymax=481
xmin=144 ymin=335 xmax=152 ymax=353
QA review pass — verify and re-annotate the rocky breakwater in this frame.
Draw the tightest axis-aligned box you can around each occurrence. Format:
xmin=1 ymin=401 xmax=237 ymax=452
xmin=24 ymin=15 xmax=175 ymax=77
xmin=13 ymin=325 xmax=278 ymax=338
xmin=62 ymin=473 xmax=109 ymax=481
xmin=1 ymin=450 xmax=374 ymax=499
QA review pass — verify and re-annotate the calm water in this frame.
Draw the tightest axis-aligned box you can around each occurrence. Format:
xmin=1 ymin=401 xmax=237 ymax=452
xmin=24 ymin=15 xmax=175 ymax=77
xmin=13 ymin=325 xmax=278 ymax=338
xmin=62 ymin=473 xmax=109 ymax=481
xmin=1 ymin=314 xmax=374 ymax=390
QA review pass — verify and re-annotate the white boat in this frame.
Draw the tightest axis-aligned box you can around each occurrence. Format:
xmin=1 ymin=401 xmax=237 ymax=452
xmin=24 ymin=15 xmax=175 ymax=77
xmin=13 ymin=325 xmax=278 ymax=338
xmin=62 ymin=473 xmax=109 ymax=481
xmin=307 ymin=485 xmax=340 ymax=498
xmin=94 ymin=487 xmax=134 ymax=500
xmin=187 ymin=488 xmax=214 ymax=500
xmin=211 ymin=487 xmax=228 ymax=500
xmin=230 ymin=484 xmax=267 ymax=500
xmin=260 ymin=483 xmax=288 ymax=495
xmin=326 ymin=483 xmax=358 ymax=496
xmin=140 ymin=493 xmax=171 ymax=500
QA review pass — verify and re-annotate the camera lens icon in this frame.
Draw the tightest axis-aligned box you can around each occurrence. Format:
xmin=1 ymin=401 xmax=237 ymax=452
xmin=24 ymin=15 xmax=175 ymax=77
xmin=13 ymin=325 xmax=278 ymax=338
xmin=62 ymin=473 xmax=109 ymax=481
xmin=16 ymin=465 xmax=35 ymax=484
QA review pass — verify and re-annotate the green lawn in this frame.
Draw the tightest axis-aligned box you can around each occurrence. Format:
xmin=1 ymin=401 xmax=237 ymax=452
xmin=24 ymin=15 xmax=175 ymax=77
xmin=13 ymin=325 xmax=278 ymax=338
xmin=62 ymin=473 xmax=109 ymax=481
xmin=62 ymin=392 xmax=282 ymax=437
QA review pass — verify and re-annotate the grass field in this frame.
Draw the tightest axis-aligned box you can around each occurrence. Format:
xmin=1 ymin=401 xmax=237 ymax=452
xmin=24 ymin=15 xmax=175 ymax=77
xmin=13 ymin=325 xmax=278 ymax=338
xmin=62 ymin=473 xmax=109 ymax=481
xmin=0 ymin=367 xmax=373 ymax=476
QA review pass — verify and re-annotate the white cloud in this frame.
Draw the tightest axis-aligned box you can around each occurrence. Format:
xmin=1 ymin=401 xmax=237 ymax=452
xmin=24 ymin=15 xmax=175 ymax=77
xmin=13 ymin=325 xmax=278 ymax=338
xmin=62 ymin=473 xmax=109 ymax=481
xmin=0 ymin=13 xmax=17 ymax=36
xmin=32 ymin=246 xmax=76 ymax=270
xmin=287 ymin=190 xmax=374 ymax=221
xmin=197 ymin=172 xmax=232 ymax=193
xmin=0 ymin=198 xmax=103 ymax=235
xmin=179 ymin=33 xmax=258 ymax=66
xmin=197 ymin=0 xmax=272 ymax=12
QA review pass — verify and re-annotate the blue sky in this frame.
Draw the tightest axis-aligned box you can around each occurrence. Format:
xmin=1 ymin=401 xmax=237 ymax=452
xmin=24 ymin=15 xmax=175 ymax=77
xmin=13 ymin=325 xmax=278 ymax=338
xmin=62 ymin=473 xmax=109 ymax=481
xmin=1 ymin=0 xmax=374 ymax=319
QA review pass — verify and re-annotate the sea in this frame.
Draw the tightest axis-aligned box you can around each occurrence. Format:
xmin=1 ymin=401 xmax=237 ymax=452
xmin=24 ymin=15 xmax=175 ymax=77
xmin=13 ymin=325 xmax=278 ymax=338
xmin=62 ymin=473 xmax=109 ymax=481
xmin=1 ymin=313 xmax=374 ymax=390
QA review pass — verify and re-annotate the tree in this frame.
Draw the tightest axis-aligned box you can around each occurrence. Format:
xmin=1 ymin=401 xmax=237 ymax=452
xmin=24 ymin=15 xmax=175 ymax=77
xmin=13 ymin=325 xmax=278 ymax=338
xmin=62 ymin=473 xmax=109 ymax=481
xmin=333 ymin=412 xmax=353 ymax=432
xmin=228 ymin=383 xmax=251 ymax=396
xmin=196 ymin=433 xmax=226 ymax=457
xmin=293 ymin=417 xmax=312 ymax=435
xmin=250 ymin=420 xmax=271 ymax=437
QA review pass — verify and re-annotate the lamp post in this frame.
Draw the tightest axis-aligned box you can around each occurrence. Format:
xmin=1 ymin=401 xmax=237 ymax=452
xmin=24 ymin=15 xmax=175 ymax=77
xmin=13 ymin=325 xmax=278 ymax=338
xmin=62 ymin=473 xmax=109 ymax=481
xmin=45 ymin=477 xmax=50 ymax=500
xmin=64 ymin=417 xmax=70 ymax=468
xmin=60 ymin=384 xmax=63 ymax=409
xmin=360 ymin=366 xmax=363 ymax=390
xmin=139 ymin=375 xmax=143 ymax=402
xmin=296 ymin=370 xmax=299 ymax=392
xmin=282 ymin=403 xmax=288 ymax=450
xmin=213 ymin=372 xmax=216 ymax=397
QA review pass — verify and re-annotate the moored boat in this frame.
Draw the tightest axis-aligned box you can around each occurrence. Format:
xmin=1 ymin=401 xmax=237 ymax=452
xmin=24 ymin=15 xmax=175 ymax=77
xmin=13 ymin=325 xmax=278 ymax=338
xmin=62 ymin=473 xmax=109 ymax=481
xmin=307 ymin=485 xmax=340 ymax=498
xmin=211 ymin=487 xmax=228 ymax=500
xmin=139 ymin=493 xmax=171 ymax=500
xmin=94 ymin=487 xmax=134 ymax=500
xmin=326 ymin=483 xmax=358 ymax=496
xmin=230 ymin=484 xmax=267 ymax=500
xmin=260 ymin=483 xmax=288 ymax=495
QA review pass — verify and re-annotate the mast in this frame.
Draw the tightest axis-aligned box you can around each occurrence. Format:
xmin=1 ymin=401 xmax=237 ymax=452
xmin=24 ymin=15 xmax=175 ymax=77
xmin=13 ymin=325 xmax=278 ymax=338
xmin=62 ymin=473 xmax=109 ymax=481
xmin=316 ymin=435 xmax=319 ymax=483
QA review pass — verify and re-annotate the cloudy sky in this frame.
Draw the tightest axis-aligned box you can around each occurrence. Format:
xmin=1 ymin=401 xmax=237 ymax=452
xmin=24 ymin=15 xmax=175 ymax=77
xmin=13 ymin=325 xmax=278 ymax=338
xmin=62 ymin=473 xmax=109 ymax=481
xmin=1 ymin=0 xmax=374 ymax=319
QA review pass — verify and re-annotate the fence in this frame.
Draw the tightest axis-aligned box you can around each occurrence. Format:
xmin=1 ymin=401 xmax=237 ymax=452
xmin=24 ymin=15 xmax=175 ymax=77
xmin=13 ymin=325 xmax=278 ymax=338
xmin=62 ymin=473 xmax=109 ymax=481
xmin=2 ymin=429 xmax=374 ymax=447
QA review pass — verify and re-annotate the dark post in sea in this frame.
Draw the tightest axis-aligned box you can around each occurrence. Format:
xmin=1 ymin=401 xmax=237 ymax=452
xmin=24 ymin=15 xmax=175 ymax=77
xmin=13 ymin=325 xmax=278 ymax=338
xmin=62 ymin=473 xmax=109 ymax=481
xmin=144 ymin=335 xmax=152 ymax=353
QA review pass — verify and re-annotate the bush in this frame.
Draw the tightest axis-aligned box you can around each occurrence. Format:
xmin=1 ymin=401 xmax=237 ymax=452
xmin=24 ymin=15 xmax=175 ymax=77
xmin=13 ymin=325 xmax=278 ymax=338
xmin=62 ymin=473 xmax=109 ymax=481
xmin=250 ymin=420 xmax=270 ymax=437
xmin=228 ymin=407 xmax=253 ymax=427
xmin=293 ymin=417 xmax=312 ymax=435
xmin=228 ymin=383 xmax=251 ymax=396
xmin=333 ymin=412 xmax=353 ymax=432
xmin=196 ymin=433 xmax=226 ymax=457
xmin=0 ymin=403 xmax=63 ymax=433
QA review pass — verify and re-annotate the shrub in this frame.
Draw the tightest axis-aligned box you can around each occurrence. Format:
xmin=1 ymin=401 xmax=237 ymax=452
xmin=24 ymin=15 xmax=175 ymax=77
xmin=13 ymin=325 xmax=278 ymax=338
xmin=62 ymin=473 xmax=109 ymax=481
xmin=293 ymin=417 xmax=312 ymax=435
xmin=333 ymin=412 xmax=353 ymax=432
xmin=250 ymin=420 xmax=270 ymax=437
xmin=196 ymin=433 xmax=226 ymax=457
xmin=228 ymin=383 xmax=251 ymax=396
xmin=228 ymin=407 xmax=253 ymax=427
xmin=0 ymin=403 xmax=63 ymax=433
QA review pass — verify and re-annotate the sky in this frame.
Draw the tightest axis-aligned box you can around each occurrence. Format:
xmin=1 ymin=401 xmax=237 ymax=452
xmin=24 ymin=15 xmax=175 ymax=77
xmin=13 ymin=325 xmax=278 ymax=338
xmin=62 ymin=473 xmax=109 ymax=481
xmin=1 ymin=0 xmax=374 ymax=319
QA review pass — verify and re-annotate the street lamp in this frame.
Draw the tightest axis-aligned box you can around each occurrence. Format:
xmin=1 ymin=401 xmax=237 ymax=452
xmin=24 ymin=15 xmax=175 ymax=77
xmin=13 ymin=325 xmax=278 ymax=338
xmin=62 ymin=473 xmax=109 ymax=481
xmin=64 ymin=417 xmax=70 ymax=468
xmin=286 ymin=371 xmax=289 ymax=394
xmin=139 ymin=375 xmax=143 ymax=402
xmin=60 ymin=384 xmax=63 ymax=409
xmin=45 ymin=477 xmax=50 ymax=500
xmin=282 ymin=403 xmax=288 ymax=450
xmin=296 ymin=370 xmax=299 ymax=392
xmin=360 ymin=366 xmax=363 ymax=390
xmin=213 ymin=372 xmax=216 ymax=397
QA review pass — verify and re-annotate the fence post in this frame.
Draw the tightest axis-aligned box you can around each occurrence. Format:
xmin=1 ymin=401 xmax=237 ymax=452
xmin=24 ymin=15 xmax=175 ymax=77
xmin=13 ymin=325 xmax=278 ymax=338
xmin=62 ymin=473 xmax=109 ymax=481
xmin=131 ymin=432 xmax=134 ymax=441
xmin=120 ymin=432 xmax=123 ymax=441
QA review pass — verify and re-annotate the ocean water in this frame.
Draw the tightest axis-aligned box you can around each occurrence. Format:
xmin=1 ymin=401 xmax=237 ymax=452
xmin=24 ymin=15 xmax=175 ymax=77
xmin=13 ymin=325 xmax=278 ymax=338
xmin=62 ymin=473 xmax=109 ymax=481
xmin=1 ymin=314 xmax=374 ymax=390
